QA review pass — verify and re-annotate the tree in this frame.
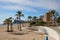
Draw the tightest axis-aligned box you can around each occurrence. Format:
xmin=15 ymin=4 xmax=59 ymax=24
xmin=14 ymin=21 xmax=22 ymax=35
xmin=3 ymin=18 xmax=10 ymax=32
xmin=28 ymin=16 xmax=32 ymax=22
xmin=9 ymin=17 xmax=13 ymax=32
xmin=32 ymin=16 xmax=37 ymax=22
xmin=28 ymin=16 xmax=32 ymax=27
xmin=50 ymin=10 xmax=58 ymax=25
xmin=57 ymin=16 xmax=60 ymax=23
xmin=36 ymin=16 xmax=46 ymax=26
xmin=3 ymin=17 xmax=13 ymax=32
xmin=16 ymin=11 xmax=24 ymax=31
xmin=39 ymin=16 xmax=43 ymax=22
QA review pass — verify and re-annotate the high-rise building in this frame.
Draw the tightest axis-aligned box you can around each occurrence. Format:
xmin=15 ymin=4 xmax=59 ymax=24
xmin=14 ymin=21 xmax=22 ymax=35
xmin=43 ymin=13 xmax=51 ymax=22
xmin=43 ymin=12 xmax=52 ymax=26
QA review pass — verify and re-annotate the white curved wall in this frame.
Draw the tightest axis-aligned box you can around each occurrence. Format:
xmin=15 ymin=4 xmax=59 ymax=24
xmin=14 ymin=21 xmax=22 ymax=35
xmin=44 ymin=27 xmax=59 ymax=40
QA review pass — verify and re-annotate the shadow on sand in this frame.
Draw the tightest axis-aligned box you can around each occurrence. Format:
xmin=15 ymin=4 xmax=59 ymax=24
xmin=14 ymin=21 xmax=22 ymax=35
xmin=9 ymin=32 xmax=28 ymax=35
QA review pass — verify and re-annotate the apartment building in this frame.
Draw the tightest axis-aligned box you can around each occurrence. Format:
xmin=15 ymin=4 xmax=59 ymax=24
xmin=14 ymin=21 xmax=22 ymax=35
xmin=43 ymin=13 xmax=52 ymax=26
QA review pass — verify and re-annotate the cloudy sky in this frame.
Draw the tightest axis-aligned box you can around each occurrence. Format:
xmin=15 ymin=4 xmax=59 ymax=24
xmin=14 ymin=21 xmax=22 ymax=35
xmin=0 ymin=0 xmax=60 ymax=24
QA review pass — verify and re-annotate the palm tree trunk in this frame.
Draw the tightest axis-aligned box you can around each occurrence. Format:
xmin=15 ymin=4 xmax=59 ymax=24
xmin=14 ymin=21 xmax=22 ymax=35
xmin=7 ymin=24 xmax=9 ymax=32
xmin=19 ymin=17 xmax=22 ymax=31
xmin=30 ymin=19 xmax=31 ymax=27
xmin=20 ymin=24 xmax=22 ymax=31
xmin=10 ymin=23 xmax=13 ymax=32
xmin=18 ymin=24 xmax=19 ymax=30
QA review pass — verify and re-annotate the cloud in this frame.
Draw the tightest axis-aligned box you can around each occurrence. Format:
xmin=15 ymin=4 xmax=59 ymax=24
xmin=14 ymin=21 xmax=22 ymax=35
xmin=0 ymin=0 xmax=60 ymax=9
xmin=0 ymin=0 xmax=28 ymax=4
xmin=0 ymin=0 xmax=60 ymax=12
xmin=20 ymin=0 xmax=60 ymax=10
xmin=0 ymin=5 xmax=39 ymax=14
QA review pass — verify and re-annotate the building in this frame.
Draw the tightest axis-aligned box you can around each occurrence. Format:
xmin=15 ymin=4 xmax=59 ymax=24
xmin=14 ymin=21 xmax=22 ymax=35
xmin=43 ymin=13 xmax=51 ymax=22
xmin=43 ymin=12 xmax=52 ymax=26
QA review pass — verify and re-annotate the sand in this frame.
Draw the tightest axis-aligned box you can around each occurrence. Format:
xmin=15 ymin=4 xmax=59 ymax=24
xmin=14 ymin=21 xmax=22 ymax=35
xmin=0 ymin=25 xmax=55 ymax=40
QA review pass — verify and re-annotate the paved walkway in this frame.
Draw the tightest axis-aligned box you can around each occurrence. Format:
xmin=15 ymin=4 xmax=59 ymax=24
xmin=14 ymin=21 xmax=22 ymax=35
xmin=48 ymin=27 xmax=60 ymax=40
xmin=44 ymin=27 xmax=59 ymax=40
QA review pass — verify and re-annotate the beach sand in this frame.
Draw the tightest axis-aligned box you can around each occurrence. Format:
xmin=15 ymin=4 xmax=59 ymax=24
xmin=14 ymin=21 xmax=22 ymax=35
xmin=0 ymin=25 xmax=55 ymax=40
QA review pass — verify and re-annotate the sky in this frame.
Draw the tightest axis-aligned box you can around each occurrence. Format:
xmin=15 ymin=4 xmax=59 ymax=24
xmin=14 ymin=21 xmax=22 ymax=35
xmin=0 ymin=0 xmax=60 ymax=24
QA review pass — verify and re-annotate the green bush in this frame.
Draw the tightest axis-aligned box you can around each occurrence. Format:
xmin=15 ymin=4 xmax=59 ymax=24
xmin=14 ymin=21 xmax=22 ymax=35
xmin=30 ymin=21 xmax=46 ymax=26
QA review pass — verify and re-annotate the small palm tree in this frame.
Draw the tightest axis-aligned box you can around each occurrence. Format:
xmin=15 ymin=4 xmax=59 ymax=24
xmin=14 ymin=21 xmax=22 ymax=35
xmin=3 ymin=17 xmax=13 ymax=32
xmin=28 ymin=16 xmax=32 ymax=22
xmin=32 ymin=16 xmax=37 ymax=22
xmin=9 ymin=17 xmax=13 ymax=32
xmin=28 ymin=16 xmax=32 ymax=27
xmin=16 ymin=11 xmax=24 ymax=31
xmin=3 ymin=18 xmax=10 ymax=32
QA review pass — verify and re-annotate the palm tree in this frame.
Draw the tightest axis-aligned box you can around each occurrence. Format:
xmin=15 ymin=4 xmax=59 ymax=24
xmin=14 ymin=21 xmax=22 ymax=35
xmin=3 ymin=17 xmax=13 ymax=32
xmin=16 ymin=16 xmax=19 ymax=30
xmin=49 ymin=10 xmax=58 ymax=25
xmin=28 ymin=16 xmax=32 ymax=22
xmin=28 ymin=16 xmax=32 ymax=27
xmin=16 ymin=11 xmax=24 ymax=31
xmin=37 ymin=16 xmax=45 ymax=26
xmin=32 ymin=16 xmax=37 ymax=22
xmin=3 ymin=18 xmax=10 ymax=32
xmin=9 ymin=17 xmax=13 ymax=32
